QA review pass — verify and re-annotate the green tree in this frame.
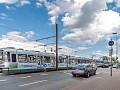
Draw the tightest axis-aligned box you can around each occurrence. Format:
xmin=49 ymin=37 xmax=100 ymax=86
xmin=111 ymin=57 xmax=120 ymax=63
xmin=102 ymin=56 xmax=108 ymax=60
xmin=111 ymin=57 xmax=116 ymax=63
xmin=116 ymin=60 xmax=119 ymax=63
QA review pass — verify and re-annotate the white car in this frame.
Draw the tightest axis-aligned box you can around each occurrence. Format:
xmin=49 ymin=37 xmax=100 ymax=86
xmin=113 ymin=64 xmax=117 ymax=68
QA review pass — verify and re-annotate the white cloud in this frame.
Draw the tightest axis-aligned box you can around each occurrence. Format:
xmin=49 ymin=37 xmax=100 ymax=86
xmin=78 ymin=47 xmax=91 ymax=50
xmin=1 ymin=13 xmax=7 ymax=17
xmin=107 ymin=0 xmax=114 ymax=3
xmin=0 ymin=0 xmax=19 ymax=4
xmin=36 ymin=2 xmax=42 ymax=8
xmin=40 ymin=0 xmax=120 ymax=45
xmin=92 ymin=50 xmax=103 ymax=55
xmin=116 ymin=1 xmax=120 ymax=8
xmin=20 ymin=0 xmax=30 ymax=6
xmin=6 ymin=5 xmax=10 ymax=9
xmin=58 ymin=45 xmax=76 ymax=55
xmin=62 ymin=10 xmax=120 ymax=44
xmin=0 ymin=13 xmax=9 ymax=20
xmin=26 ymin=31 xmax=34 ymax=39
xmin=2 ymin=31 xmax=27 ymax=42
xmin=0 ymin=31 xmax=44 ymax=51
xmin=0 ymin=31 xmax=77 ymax=55
xmin=38 ymin=0 xmax=75 ymax=24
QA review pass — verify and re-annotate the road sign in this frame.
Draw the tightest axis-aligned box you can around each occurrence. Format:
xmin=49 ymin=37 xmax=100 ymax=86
xmin=43 ymin=63 xmax=47 ymax=67
xmin=108 ymin=41 xmax=114 ymax=46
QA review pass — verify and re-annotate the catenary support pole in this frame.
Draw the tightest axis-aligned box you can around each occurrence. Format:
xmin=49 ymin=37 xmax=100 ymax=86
xmin=56 ymin=24 xmax=58 ymax=71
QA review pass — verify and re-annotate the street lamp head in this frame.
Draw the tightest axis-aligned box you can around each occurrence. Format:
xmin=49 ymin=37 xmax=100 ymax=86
xmin=113 ymin=33 xmax=117 ymax=34
xmin=58 ymin=48 xmax=62 ymax=50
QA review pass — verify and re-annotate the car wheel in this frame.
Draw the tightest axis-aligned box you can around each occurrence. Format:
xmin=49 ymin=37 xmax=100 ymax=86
xmin=73 ymin=74 xmax=76 ymax=77
xmin=94 ymin=70 xmax=96 ymax=75
xmin=86 ymin=72 xmax=90 ymax=78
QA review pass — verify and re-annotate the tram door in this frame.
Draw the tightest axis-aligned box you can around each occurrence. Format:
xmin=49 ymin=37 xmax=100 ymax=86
xmin=12 ymin=54 xmax=16 ymax=62
xmin=37 ymin=56 xmax=41 ymax=67
xmin=11 ymin=54 xmax=17 ymax=68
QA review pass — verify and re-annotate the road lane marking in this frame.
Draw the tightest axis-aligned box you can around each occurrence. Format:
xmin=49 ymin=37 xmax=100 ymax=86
xmin=0 ymin=79 xmax=7 ymax=82
xmin=96 ymin=77 xmax=102 ymax=78
xmin=19 ymin=80 xmax=48 ymax=87
xmin=64 ymin=72 xmax=72 ymax=75
xmin=41 ymin=74 xmax=49 ymax=75
xmin=20 ymin=76 xmax=32 ymax=79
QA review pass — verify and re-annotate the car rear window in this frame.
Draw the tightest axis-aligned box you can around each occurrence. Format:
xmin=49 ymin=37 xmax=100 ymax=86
xmin=75 ymin=65 xmax=85 ymax=67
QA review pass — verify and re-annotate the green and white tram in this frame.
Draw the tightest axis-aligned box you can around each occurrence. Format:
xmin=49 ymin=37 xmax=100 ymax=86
xmin=0 ymin=47 xmax=93 ymax=74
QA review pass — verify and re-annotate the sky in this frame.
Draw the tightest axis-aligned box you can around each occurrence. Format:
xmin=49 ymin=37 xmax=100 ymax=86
xmin=0 ymin=0 xmax=120 ymax=60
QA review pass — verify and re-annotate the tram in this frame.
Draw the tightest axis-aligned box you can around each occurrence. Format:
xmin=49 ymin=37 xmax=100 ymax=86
xmin=0 ymin=47 xmax=93 ymax=74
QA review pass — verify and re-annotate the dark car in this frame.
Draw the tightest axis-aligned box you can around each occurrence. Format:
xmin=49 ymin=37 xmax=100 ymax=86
xmin=71 ymin=64 xmax=96 ymax=78
xmin=102 ymin=64 xmax=109 ymax=68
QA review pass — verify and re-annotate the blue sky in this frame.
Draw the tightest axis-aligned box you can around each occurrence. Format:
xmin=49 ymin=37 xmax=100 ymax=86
xmin=0 ymin=0 xmax=120 ymax=60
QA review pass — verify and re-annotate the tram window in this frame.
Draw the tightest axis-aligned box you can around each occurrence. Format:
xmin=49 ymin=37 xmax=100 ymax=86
xmin=41 ymin=56 xmax=44 ymax=65
xmin=59 ymin=56 xmax=62 ymax=63
xmin=12 ymin=54 xmax=16 ymax=62
xmin=18 ymin=54 xmax=27 ymax=63
xmin=7 ymin=52 xmax=10 ymax=62
xmin=51 ymin=57 xmax=55 ymax=65
xmin=44 ymin=56 xmax=50 ymax=63
xmin=0 ymin=51 xmax=3 ymax=64
xmin=28 ymin=55 xmax=36 ymax=63
xmin=64 ymin=58 xmax=67 ymax=63
xmin=37 ymin=56 xmax=41 ymax=65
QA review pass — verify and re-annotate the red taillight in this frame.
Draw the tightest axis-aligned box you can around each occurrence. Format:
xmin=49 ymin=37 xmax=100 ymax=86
xmin=72 ymin=68 xmax=75 ymax=70
xmin=80 ymin=68 xmax=86 ymax=70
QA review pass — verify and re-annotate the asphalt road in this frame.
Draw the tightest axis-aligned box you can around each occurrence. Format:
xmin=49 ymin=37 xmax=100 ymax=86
xmin=0 ymin=68 xmax=115 ymax=90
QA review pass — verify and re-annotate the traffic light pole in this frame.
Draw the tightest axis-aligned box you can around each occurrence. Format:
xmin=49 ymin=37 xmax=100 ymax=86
xmin=56 ymin=24 xmax=58 ymax=71
xmin=111 ymin=46 xmax=112 ymax=76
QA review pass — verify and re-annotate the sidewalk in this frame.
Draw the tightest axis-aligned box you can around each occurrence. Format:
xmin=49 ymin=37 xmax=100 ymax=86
xmin=61 ymin=69 xmax=120 ymax=90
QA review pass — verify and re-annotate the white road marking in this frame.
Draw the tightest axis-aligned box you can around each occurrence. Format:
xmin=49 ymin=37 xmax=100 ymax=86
xmin=20 ymin=76 xmax=32 ymax=79
xmin=64 ymin=72 xmax=72 ymax=75
xmin=41 ymin=74 xmax=49 ymax=75
xmin=96 ymin=77 xmax=102 ymax=78
xmin=19 ymin=80 xmax=48 ymax=87
xmin=0 ymin=79 xmax=7 ymax=82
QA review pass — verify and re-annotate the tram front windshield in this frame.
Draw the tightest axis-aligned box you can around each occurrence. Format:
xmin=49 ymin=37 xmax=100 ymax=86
xmin=0 ymin=50 xmax=4 ymax=64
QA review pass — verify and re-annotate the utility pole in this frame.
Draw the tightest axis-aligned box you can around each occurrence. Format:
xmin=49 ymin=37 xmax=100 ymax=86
xmin=110 ymin=38 xmax=113 ymax=76
xmin=56 ymin=24 xmax=58 ymax=71
xmin=113 ymin=33 xmax=118 ymax=61
xmin=108 ymin=38 xmax=114 ymax=76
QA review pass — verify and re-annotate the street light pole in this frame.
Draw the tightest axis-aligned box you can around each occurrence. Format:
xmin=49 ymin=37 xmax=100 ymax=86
xmin=113 ymin=33 xmax=118 ymax=61
xmin=75 ymin=51 xmax=77 ymax=56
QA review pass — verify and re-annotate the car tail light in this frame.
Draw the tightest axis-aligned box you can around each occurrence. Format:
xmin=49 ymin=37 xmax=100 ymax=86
xmin=80 ymin=68 xmax=86 ymax=70
xmin=72 ymin=68 xmax=75 ymax=70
